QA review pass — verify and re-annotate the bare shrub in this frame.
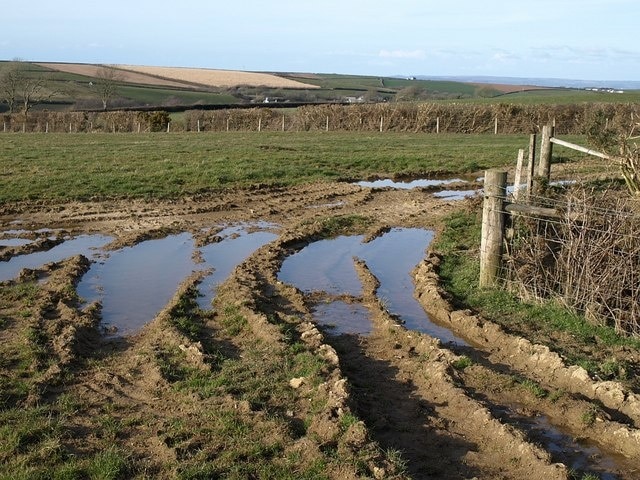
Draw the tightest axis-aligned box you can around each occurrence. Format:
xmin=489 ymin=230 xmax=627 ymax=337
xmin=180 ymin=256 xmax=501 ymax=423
xmin=506 ymin=186 xmax=640 ymax=337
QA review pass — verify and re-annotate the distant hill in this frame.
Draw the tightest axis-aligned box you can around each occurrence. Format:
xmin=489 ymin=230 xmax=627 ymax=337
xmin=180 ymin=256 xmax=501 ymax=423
xmin=415 ymin=75 xmax=640 ymax=91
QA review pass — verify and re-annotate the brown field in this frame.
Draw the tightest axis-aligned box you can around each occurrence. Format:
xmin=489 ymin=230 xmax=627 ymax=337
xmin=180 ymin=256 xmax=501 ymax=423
xmin=115 ymin=64 xmax=319 ymax=89
xmin=37 ymin=62 xmax=319 ymax=90
xmin=36 ymin=62 xmax=195 ymax=89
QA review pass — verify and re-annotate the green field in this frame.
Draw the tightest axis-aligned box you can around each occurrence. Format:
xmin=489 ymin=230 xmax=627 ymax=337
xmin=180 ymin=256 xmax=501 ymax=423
xmin=3 ymin=60 xmax=638 ymax=110
xmin=0 ymin=132 xmax=592 ymax=204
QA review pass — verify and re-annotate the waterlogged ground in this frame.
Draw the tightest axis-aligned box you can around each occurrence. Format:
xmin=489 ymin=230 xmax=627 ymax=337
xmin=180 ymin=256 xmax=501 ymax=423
xmin=1 ymin=179 xmax=639 ymax=479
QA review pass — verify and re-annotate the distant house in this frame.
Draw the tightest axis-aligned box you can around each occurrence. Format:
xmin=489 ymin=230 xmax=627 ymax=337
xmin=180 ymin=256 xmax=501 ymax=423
xmin=345 ymin=96 xmax=365 ymax=103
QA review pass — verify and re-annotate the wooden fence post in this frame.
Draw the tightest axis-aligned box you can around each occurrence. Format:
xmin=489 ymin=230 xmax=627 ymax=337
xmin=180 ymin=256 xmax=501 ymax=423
xmin=282 ymin=115 xmax=285 ymax=132
xmin=538 ymin=124 xmax=554 ymax=180
xmin=436 ymin=117 xmax=440 ymax=134
xmin=513 ymin=149 xmax=525 ymax=201
xmin=480 ymin=170 xmax=507 ymax=288
xmin=379 ymin=116 xmax=383 ymax=132
xmin=527 ymin=133 xmax=536 ymax=198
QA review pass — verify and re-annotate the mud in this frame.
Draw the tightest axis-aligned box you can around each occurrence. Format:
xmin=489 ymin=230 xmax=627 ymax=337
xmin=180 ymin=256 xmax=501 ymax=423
xmin=1 ymin=181 xmax=639 ymax=478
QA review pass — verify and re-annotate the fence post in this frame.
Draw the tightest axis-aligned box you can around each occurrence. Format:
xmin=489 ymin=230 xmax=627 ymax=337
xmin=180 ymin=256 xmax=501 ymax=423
xmin=480 ymin=170 xmax=507 ymax=288
xmin=494 ymin=117 xmax=498 ymax=135
xmin=436 ymin=116 xmax=440 ymax=134
xmin=526 ymin=133 xmax=536 ymax=198
xmin=513 ymin=149 xmax=525 ymax=201
xmin=538 ymin=124 xmax=554 ymax=180
xmin=197 ymin=119 xmax=200 ymax=132
xmin=282 ymin=115 xmax=285 ymax=132
xmin=379 ymin=116 xmax=383 ymax=132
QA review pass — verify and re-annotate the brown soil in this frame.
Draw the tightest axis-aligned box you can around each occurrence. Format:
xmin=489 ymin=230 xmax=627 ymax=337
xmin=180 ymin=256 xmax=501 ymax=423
xmin=1 ymin=182 xmax=639 ymax=479
xmin=38 ymin=62 xmax=319 ymax=90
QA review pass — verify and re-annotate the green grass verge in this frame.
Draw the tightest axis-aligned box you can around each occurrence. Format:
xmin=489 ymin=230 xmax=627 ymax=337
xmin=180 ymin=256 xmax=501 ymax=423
xmin=433 ymin=208 xmax=640 ymax=381
xmin=0 ymin=132 xmax=587 ymax=203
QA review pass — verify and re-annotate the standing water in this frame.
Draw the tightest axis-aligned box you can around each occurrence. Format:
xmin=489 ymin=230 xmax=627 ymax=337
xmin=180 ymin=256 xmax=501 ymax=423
xmin=279 ymin=228 xmax=466 ymax=344
xmin=197 ymin=224 xmax=278 ymax=309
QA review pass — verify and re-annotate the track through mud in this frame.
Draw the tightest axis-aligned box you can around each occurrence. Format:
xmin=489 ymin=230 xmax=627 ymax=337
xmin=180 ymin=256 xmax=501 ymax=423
xmin=1 ymin=181 xmax=639 ymax=478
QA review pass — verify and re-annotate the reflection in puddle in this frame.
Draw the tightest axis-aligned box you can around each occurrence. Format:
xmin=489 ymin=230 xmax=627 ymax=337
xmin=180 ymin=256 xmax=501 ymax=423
xmin=197 ymin=225 xmax=278 ymax=309
xmin=313 ymin=301 xmax=372 ymax=336
xmin=77 ymin=233 xmax=196 ymax=335
xmin=1 ymin=223 xmax=278 ymax=335
xmin=356 ymin=178 xmax=465 ymax=189
xmin=0 ymin=238 xmax=36 ymax=247
xmin=0 ymin=235 xmax=113 ymax=282
xmin=499 ymin=409 xmax=623 ymax=480
xmin=433 ymin=189 xmax=480 ymax=200
xmin=279 ymin=229 xmax=466 ymax=344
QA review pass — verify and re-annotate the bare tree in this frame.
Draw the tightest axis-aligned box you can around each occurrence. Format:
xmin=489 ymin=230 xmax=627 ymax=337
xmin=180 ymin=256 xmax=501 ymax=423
xmin=0 ymin=61 xmax=21 ymax=113
xmin=0 ymin=60 xmax=56 ymax=116
xmin=95 ymin=66 xmax=122 ymax=110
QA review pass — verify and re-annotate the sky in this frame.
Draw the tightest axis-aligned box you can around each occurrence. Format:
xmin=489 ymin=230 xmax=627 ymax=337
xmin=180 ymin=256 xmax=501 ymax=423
xmin=2 ymin=0 xmax=638 ymax=81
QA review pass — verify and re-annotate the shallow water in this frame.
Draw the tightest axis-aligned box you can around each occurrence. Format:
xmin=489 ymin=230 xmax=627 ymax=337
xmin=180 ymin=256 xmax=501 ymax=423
xmin=0 ymin=234 xmax=113 ymax=282
xmin=356 ymin=178 xmax=465 ymax=189
xmin=279 ymin=228 xmax=466 ymax=344
xmin=197 ymin=224 xmax=278 ymax=309
xmin=313 ymin=301 xmax=373 ymax=336
xmin=0 ymin=223 xmax=278 ymax=335
xmin=77 ymin=233 xmax=196 ymax=335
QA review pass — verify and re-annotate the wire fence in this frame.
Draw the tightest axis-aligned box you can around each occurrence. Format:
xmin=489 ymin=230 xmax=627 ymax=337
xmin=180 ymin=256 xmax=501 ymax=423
xmin=499 ymin=186 xmax=640 ymax=337
xmin=2 ymin=102 xmax=639 ymax=134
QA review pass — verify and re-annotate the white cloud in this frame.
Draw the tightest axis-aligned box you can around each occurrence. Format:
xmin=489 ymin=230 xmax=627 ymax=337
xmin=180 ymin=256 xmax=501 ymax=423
xmin=379 ymin=49 xmax=425 ymax=60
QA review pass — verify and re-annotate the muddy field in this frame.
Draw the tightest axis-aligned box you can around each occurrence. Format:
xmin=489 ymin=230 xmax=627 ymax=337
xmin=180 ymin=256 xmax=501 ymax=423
xmin=1 ymin=181 xmax=639 ymax=479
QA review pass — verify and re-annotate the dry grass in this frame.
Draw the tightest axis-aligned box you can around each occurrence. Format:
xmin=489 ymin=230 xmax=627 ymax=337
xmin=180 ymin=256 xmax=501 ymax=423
xmin=36 ymin=62 xmax=193 ymax=88
xmin=114 ymin=64 xmax=319 ymax=89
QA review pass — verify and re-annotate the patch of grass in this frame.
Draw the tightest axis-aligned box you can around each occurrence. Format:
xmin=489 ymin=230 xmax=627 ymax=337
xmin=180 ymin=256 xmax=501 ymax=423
xmin=517 ymin=378 xmax=548 ymax=399
xmin=451 ymin=355 xmax=473 ymax=370
xmin=219 ymin=304 xmax=248 ymax=336
xmin=0 ymin=133 xmax=545 ymax=203
xmin=87 ymin=446 xmax=129 ymax=480
xmin=168 ymin=287 xmax=205 ymax=341
xmin=434 ymin=208 xmax=640 ymax=383
xmin=318 ymin=214 xmax=371 ymax=237
xmin=581 ymin=405 xmax=599 ymax=426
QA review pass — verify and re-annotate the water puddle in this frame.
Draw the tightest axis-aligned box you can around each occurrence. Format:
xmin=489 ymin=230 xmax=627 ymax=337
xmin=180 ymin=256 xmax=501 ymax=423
xmin=74 ymin=224 xmax=277 ymax=335
xmin=433 ymin=189 xmax=480 ymax=200
xmin=496 ymin=406 xmax=625 ymax=479
xmin=279 ymin=228 xmax=466 ymax=345
xmin=197 ymin=224 xmax=278 ymax=309
xmin=0 ymin=222 xmax=277 ymax=335
xmin=0 ymin=234 xmax=113 ymax=282
xmin=0 ymin=238 xmax=36 ymax=247
xmin=77 ymin=233 xmax=196 ymax=335
xmin=356 ymin=178 xmax=465 ymax=189
xmin=313 ymin=301 xmax=373 ymax=336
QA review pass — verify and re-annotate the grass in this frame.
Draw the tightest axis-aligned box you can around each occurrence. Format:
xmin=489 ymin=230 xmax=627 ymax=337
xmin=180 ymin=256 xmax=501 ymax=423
xmin=433 ymin=208 xmax=640 ymax=383
xmin=0 ymin=132 xmax=569 ymax=203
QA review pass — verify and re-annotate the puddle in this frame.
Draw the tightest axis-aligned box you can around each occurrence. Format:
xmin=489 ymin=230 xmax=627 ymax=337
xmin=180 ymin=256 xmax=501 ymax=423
xmin=279 ymin=228 xmax=466 ymax=344
xmin=433 ymin=189 xmax=480 ymax=200
xmin=313 ymin=301 xmax=373 ymax=335
xmin=356 ymin=178 xmax=465 ymax=189
xmin=77 ymin=233 xmax=196 ymax=335
xmin=497 ymin=407 xmax=625 ymax=479
xmin=197 ymin=224 xmax=278 ymax=309
xmin=73 ymin=223 xmax=278 ymax=335
xmin=0 ymin=234 xmax=113 ymax=282
xmin=0 ymin=238 xmax=35 ymax=247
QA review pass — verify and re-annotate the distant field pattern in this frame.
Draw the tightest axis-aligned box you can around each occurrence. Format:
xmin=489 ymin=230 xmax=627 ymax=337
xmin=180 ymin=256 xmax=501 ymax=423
xmin=37 ymin=63 xmax=318 ymax=90
xmin=115 ymin=65 xmax=318 ymax=89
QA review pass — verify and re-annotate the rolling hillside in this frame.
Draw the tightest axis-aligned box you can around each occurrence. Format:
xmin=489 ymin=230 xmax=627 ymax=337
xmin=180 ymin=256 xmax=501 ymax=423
xmin=1 ymin=60 xmax=639 ymax=113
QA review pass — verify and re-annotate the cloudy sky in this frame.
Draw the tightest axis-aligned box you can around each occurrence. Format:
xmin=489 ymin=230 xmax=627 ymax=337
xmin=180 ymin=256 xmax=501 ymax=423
xmin=2 ymin=0 xmax=637 ymax=81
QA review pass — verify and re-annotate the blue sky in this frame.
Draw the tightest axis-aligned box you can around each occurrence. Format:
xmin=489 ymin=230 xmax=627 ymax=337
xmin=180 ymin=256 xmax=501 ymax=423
xmin=2 ymin=0 xmax=637 ymax=81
